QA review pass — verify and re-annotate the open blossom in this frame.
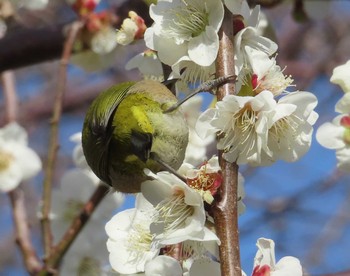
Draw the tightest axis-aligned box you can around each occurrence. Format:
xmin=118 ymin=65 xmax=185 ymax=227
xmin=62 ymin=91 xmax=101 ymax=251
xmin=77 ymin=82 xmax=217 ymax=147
xmin=253 ymin=238 xmax=302 ymax=276
xmin=316 ymin=94 xmax=350 ymax=172
xmin=230 ymin=0 xmax=277 ymax=74
xmin=180 ymin=95 xmax=215 ymax=164
xmin=125 ymin=50 xmax=164 ymax=82
xmin=145 ymin=0 xmax=224 ymax=67
xmin=238 ymin=48 xmax=293 ymax=97
xmin=106 ymin=194 xmax=160 ymax=274
xmin=170 ymin=56 xmax=216 ymax=95
xmin=141 ymin=169 xmax=210 ymax=245
xmin=330 ymin=60 xmax=350 ymax=93
xmin=0 ymin=122 xmax=42 ymax=192
xmin=196 ymin=90 xmax=318 ymax=166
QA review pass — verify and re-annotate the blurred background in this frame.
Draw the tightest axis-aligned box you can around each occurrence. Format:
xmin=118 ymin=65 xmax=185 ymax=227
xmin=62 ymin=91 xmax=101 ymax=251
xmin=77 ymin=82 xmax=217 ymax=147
xmin=0 ymin=0 xmax=350 ymax=275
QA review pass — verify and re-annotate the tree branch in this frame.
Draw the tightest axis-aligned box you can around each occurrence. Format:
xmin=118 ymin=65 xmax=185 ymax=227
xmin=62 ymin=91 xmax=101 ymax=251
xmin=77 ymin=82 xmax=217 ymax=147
xmin=38 ymin=184 xmax=110 ymax=275
xmin=0 ymin=0 xmax=151 ymax=73
xmin=40 ymin=20 xmax=84 ymax=261
xmin=2 ymin=70 xmax=43 ymax=275
xmin=212 ymin=8 xmax=242 ymax=276
xmin=9 ymin=189 xmax=43 ymax=275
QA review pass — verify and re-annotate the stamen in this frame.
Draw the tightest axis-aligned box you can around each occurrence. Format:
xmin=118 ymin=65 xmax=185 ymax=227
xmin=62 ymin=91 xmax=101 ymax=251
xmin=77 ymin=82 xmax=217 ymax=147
xmin=164 ymin=0 xmax=209 ymax=40
xmin=153 ymin=191 xmax=194 ymax=234
xmin=0 ymin=150 xmax=14 ymax=172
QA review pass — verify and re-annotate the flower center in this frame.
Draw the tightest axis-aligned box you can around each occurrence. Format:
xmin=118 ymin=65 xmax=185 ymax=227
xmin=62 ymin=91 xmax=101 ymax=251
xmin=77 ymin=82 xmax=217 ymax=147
xmin=269 ymin=114 xmax=300 ymax=149
xmin=153 ymin=189 xmax=194 ymax=235
xmin=63 ymin=200 xmax=85 ymax=222
xmin=128 ymin=223 xmax=154 ymax=253
xmin=0 ymin=150 xmax=14 ymax=172
xmin=340 ymin=115 xmax=350 ymax=145
xmin=77 ymin=257 xmax=101 ymax=276
xmin=252 ymin=264 xmax=271 ymax=276
xmin=165 ymin=0 xmax=209 ymax=41
xmin=187 ymin=164 xmax=222 ymax=204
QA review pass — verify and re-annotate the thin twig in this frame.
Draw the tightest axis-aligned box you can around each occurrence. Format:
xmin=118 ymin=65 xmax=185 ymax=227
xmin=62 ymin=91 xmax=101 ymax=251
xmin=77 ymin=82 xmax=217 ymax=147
xmin=2 ymin=71 xmax=43 ymax=274
xmin=40 ymin=20 xmax=84 ymax=260
xmin=212 ymin=8 xmax=242 ymax=276
xmin=37 ymin=184 xmax=110 ymax=275
xmin=1 ymin=71 xmax=17 ymax=123
xmin=9 ymin=189 xmax=43 ymax=275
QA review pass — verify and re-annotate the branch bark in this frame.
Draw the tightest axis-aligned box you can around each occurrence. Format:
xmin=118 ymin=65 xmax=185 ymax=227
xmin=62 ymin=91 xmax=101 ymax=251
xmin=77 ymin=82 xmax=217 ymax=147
xmin=9 ymin=189 xmax=43 ymax=275
xmin=40 ymin=20 xmax=84 ymax=260
xmin=212 ymin=8 xmax=242 ymax=276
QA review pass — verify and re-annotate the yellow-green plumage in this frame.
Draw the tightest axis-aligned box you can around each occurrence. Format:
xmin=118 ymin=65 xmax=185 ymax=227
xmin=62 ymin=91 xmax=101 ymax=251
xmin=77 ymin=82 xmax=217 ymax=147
xmin=82 ymin=80 xmax=189 ymax=193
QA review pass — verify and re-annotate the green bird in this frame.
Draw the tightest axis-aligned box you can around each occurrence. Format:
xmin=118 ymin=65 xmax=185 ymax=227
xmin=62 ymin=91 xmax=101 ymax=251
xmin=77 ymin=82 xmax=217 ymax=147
xmin=82 ymin=80 xmax=189 ymax=193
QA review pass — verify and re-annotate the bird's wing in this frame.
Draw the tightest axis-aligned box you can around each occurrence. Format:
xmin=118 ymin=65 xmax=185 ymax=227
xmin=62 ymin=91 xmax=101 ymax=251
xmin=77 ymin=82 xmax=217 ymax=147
xmin=82 ymin=81 xmax=135 ymax=185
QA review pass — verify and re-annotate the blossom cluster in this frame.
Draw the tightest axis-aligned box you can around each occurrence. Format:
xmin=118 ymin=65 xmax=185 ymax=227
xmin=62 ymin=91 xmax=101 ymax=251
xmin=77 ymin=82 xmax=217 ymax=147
xmin=125 ymin=0 xmax=318 ymax=167
xmin=105 ymin=156 xmax=246 ymax=275
xmin=102 ymin=0 xmax=312 ymax=274
xmin=316 ymin=60 xmax=350 ymax=171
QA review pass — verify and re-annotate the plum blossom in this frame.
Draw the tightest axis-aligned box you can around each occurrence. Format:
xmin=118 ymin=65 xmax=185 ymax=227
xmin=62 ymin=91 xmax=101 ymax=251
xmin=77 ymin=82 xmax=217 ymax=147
xmin=196 ymin=90 xmax=318 ymax=166
xmin=180 ymin=95 xmax=215 ymax=165
xmin=330 ymin=60 xmax=350 ymax=93
xmin=316 ymin=94 xmax=350 ymax=172
xmin=228 ymin=0 xmax=277 ymax=74
xmin=106 ymin=194 xmax=160 ymax=274
xmin=238 ymin=48 xmax=293 ymax=97
xmin=144 ymin=255 xmax=182 ymax=276
xmin=116 ymin=11 xmax=147 ymax=45
xmin=0 ymin=122 xmax=42 ymax=192
xmin=170 ymin=56 xmax=216 ymax=96
xmin=145 ymin=0 xmax=224 ymax=67
xmin=252 ymin=238 xmax=302 ymax=276
xmin=141 ymin=169 xmax=209 ymax=245
xmin=91 ymin=26 xmax=118 ymax=55
xmin=125 ymin=50 xmax=164 ymax=82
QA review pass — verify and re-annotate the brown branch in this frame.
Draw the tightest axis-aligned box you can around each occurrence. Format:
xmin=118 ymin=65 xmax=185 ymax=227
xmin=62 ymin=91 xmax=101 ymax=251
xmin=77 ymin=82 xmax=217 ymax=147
xmin=38 ymin=184 xmax=110 ymax=275
xmin=1 ymin=71 xmax=17 ymax=122
xmin=9 ymin=189 xmax=42 ymax=275
xmin=40 ymin=20 xmax=84 ymax=260
xmin=2 ymin=70 xmax=43 ymax=274
xmin=212 ymin=8 xmax=241 ymax=276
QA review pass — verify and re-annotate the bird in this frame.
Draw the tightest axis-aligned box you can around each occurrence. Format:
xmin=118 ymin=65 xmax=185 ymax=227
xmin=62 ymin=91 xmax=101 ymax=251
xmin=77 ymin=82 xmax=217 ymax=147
xmin=82 ymin=79 xmax=189 ymax=193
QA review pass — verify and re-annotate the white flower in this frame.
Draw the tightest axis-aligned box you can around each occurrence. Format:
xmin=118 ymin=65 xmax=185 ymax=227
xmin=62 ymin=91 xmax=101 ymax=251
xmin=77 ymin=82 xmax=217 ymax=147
xmin=196 ymin=90 xmax=318 ymax=165
xmin=180 ymin=95 xmax=215 ymax=165
xmin=234 ymin=26 xmax=278 ymax=74
xmin=170 ymin=56 xmax=216 ymax=95
xmin=145 ymin=255 xmax=182 ymax=276
xmin=316 ymin=114 xmax=350 ymax=172
xmin=179 ymin=156 xmax=246 ymax=212
xmin=145 ymin=0 xmax=224 ymax=67
xmin=0 ymin=122 xmax=41 ymax=192
xmin=267 ymin=91 xmax=318 ymax=163
xmin=252 ymin=238 xmax=302 ymax=276
xmin=141 ymin=170 xmax=207 ymax=245
xmin=91 ymin=26 xmax=118 ymax=55
xmin=60 ymin=237 xmax=110 ymax=276
xmin=116 ymin=11 xmax=146 ymax=45
xmin=50 ymin=168 xmax=124 ymax=242
xmin=125 ymin=50 xmax=164 ymax=82
xmin=240 ymin=48 xmax=293 ymax=96
xmin=330 ymin=60 xmax=350 ymax=93
xmin=225 ymin=0 xmax=260 ymax=28
xmin=106 ymin=194 xmax=160 ymax=274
